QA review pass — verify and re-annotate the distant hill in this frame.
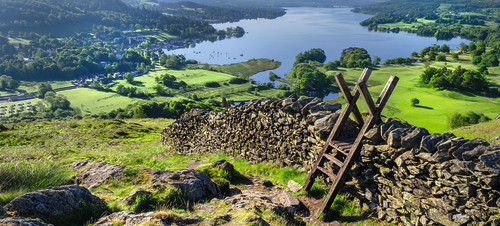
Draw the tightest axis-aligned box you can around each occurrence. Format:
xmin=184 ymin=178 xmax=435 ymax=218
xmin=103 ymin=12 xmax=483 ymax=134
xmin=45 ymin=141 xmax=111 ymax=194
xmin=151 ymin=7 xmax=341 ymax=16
xmin=0 ymin=0 xmax=214 ymax=36
xmin=354 ymin=0 xmax=500 ymax=15
xmin=131 ymin=0 xmax=387 ymax=8
xmin=121 ymin=1 xmax=286 ymax=23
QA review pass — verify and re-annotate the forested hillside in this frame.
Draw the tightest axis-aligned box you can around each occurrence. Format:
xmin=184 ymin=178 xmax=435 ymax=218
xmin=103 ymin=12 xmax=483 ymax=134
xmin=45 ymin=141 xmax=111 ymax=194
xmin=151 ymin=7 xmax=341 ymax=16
xmin=147 ymin=0 xmax=386 ymax=8
xmin=0 ymin=0 xmax=216 ymax=37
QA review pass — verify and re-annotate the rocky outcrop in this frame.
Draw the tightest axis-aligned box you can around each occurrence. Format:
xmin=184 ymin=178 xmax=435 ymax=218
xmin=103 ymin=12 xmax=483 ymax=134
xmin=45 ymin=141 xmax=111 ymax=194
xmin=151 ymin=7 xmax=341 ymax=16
xmin=162 ymin=97 xmax=355 ymax=169
xmin=94 ymin=211 xmax=155 ymax=226
xmin=4 ymin=185 xmax=108 ymax=225
xmin=162 ymin=97 xmax=500 ymax=225
xmin=71 ymin=160 xmax=124 ymax=188
xmin=0 ymin=217 xmax=52 ymax=226
xmin=93 ymin=211 xmax=200 ymax=226
xmin=148 ymin=168 xmax=222 ymax=201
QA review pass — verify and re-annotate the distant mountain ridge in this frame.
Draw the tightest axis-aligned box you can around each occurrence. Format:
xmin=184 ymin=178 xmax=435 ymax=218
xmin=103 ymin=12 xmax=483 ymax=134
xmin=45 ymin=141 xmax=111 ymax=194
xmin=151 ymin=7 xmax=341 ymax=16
xmin=125 ymin=0 xmax=387 ymax=8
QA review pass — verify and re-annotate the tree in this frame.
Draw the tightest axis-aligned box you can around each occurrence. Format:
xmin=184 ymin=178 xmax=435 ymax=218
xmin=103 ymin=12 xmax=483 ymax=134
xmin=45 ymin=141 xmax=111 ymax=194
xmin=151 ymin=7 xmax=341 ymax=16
xmin=291 ymin=64 xmax=330 ymax=91
xmin=156 ymin=73 xmax=177 ymax=87
xmin=436 ymin=54 xmax=446 ymax=62
xmin=373 ymin=56 xmax=381 ymax=65
xmin=340 ymin=47 xmax=372 ymax=68
xmin=269 ymin=72 xmax=279 ymax=81
xmin=37 ymin=83 xmax=54 ymax=98
xmin=0 ymin=75 xmax=20 ymax=90
xmin=44 ymin=92 xmax=71 ymax=111
xmin=440 ymin=44 xmax=450 ymax=53
xmin=124 ymin=72 xmax=134 ymax=83
xmin=410 ymin=98 xmax=419 ymax=106
xmin=324 ymin=61 xmax=340 ymax=71
xmin=295 ymin=48 xmax=327 ymax=64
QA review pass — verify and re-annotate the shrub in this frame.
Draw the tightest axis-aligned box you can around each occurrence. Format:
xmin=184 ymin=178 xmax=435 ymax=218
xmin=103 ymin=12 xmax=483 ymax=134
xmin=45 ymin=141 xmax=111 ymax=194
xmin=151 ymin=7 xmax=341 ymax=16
xmin=204 ymin=81 xmax=221 ymax=88
xmin=448 ymin=111 xmax=491 ymax=129
xmin=410 ymin=98 xmax=419 ymax=106
xmin=228 ymin=78 xmax=248 ymax=84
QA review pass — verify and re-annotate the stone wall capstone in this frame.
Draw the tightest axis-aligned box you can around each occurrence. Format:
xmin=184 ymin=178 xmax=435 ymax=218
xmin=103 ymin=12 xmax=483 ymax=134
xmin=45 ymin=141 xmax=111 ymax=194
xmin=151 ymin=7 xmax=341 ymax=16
xmin=161 ymin=97 xmax=500 ymax=225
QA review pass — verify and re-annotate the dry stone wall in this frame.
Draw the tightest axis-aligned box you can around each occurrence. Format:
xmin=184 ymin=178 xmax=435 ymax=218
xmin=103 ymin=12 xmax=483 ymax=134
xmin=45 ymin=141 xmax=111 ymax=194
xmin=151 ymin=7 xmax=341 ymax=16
xmin=162 ymin=97 xmax=357 ymax=169
xmin=161 ymin=97 xmax=500 ymax=225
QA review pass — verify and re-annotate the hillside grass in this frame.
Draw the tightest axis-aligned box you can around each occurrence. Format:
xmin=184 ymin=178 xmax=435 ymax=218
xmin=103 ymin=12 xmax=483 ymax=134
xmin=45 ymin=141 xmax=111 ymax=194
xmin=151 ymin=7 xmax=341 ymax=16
xmin=190 ymin=58 xmax=281 ymax=77
xmin=0 ymin=118 xmax=373 ymax=224
xmin=450 ymin=119 xmax=500 ymax=144
xmin=323 ymin=53 xmax=499 ymax=134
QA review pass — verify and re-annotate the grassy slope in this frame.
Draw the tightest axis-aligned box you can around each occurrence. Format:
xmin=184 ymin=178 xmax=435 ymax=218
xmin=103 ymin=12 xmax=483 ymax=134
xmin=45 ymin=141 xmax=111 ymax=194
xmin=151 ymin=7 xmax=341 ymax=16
xmin=0 ymin=118 xmax=376 ymax=224
xmin=325 ymin=53 xmax=500 ymax=134
xmin=450 ymin=119 xmax=500 ymax=144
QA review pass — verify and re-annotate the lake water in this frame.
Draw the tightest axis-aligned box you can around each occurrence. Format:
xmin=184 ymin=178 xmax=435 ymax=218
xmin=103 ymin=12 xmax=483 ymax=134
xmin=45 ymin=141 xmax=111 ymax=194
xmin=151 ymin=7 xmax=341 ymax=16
xmin=166 ymin=7 xmax=470 ymax=88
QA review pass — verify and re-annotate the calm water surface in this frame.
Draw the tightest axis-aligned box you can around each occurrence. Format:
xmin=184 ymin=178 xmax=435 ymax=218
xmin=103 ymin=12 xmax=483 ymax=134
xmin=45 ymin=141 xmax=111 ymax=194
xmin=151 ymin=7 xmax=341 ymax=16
xmin=166 ymin=8 xmax=470 ymax=85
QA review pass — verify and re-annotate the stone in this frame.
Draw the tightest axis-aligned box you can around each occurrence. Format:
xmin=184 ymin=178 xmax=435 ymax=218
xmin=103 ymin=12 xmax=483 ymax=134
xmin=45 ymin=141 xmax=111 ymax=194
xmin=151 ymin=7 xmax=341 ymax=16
xmin=124 ymin=189 xmax=153 ymax=206
xmin=380 ymin=120 xmax=405 ymax=141
xmin=401 ymin=127 xmax=429 ymax=148
xmin=416 ymin=152 xmax=437 ymax=163
xmin=244 ymin=216 xmax=269 ymax=226
xmin=452 ymin=138 xmax=489 ymax=160
xmin=94 ymin=211 xmax=155 ymax=226
xmin=211 ymin=159 xmax=242 ymax=180
xmin=421 ymin=133 xmax=454 ymax=153
xmin=480 ymin=151 xmax=500 ymax=174
xmin=0 ymin=217 xmax=51 ymax=226
xmin=71 ymin=160 xmax=124 ymax=187
xmin=313 ymin=113 xmax=338 ymax=135
xmin=364 ymin=126 xmax=383 ymax=143
xmin=287 ymin=180 xmax=303 ymax=193
xmin=452 ymin=213 xmax=471 ymax=224
xmin=462 ymin=145 xmax=488 ymax=161
xmin=0 ymin=205 xmax=6 ymax=216
xmin=427 ymin=208 xmax=454 ymax=226
xmin=278 ymin=190 xmax=300 ymax=207
xmin=157 ymin=169 xmax=222 ymax=201
xmin=387 ymin=128 xmax=405 ymax=147
xmin=210 ymin=213 xmax=232 ymax=225
xmin=4 ymin=185 xmax=108 ymax=225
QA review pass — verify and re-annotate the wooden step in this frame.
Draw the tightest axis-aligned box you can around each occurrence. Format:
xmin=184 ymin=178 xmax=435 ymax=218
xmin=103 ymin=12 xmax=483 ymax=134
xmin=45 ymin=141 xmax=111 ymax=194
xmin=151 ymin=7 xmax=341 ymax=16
xmin=330 ymin=139 xmax=355 ymax=155
xmin=317 ymin=166 xmax=336 ymax=180
xmin=323 ymin=153 xmax=344 ymax=167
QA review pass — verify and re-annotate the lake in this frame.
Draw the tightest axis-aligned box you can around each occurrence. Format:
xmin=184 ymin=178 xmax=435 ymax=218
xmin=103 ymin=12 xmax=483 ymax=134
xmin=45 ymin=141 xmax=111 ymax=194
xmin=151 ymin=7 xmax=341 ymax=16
xmin=166 ymin=7 xmax=470 ymax=85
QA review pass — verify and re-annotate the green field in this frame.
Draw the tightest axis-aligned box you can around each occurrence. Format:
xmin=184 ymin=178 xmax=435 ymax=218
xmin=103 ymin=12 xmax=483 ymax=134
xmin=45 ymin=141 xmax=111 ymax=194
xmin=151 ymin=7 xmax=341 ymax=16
xmin=324 ymin=59 xmax=500 ymax=134
xmin=58 ymin=88 xmax=143 ymax=114
xmin=0 ymin=81 xmax=74 ymax=97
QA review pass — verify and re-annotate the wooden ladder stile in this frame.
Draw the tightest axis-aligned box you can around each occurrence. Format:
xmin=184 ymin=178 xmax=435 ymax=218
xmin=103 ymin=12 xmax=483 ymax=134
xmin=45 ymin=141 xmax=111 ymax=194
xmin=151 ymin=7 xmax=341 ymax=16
xmin=302 ymin=68 xmax=399 ymax=218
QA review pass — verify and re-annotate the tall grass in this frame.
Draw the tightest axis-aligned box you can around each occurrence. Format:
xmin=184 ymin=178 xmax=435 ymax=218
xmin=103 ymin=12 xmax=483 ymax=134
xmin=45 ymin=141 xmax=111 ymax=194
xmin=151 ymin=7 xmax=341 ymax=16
xmin=0 ymin=160 xmax=73 ymax=192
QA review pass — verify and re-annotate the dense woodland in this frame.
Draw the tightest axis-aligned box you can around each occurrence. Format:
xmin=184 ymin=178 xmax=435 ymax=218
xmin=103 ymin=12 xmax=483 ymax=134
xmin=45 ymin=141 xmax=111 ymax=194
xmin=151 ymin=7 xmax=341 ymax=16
xmin=133 ymin=0 xmax=385 ymax=8
xmin=0 ymin=0 xmax=219 ymax=38
xmin=127 ymin=1 xmax=286 ymax=23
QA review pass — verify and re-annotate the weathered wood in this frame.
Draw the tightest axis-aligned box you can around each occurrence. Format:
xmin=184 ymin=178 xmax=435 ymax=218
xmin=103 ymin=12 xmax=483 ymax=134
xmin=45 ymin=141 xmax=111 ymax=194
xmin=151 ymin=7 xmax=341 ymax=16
xmin=323 ymin=153 xmax=344 ymax=167
xmin=303 ymin=68 xmax=399 ymax=218
xmin=335 ymin=73 xmax=364 ymax=127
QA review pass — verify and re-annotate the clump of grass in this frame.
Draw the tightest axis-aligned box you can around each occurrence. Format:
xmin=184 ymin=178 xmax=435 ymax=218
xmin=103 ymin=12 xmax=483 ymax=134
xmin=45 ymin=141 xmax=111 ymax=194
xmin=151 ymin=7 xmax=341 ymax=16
xmin=129 ymin=185 xmax=191 ymax=213
xmin=0 ymin=160 xmax=73 ymax=192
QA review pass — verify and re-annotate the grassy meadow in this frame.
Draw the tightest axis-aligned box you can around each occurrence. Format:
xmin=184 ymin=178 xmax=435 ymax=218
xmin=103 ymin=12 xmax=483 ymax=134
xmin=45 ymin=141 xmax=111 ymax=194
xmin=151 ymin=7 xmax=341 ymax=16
xmin=324 ymin=52 xmax=500 ymax=134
